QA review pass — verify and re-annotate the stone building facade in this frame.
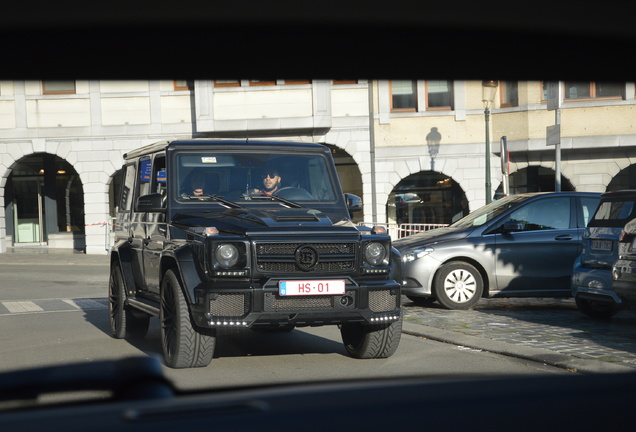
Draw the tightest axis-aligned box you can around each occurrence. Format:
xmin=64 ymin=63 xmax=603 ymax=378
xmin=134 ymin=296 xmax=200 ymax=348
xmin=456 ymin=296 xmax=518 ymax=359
xmin=1 ymin=80 xmax=634 ymax=254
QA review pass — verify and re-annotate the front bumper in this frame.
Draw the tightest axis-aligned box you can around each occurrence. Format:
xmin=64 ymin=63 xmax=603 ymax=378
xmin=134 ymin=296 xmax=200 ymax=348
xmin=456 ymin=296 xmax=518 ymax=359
xmin=190 ymin=278 xmax=401 ymax=329
xmin=571 ymin=264 xmax=621 ymax=305
xmin=399 ymin=255 xmax=439 ymax=298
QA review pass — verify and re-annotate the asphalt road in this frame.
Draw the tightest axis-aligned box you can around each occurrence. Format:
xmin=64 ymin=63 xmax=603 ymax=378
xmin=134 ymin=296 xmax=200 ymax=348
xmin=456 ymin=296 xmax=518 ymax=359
xmin=1 ymin=248 xmax=635 ymax=382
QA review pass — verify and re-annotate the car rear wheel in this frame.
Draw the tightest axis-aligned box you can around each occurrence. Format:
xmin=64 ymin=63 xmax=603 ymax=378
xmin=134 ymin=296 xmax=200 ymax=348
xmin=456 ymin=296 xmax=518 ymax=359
xmin=160 ymin=269 xmax=216 ymax=368
xmin=433 ymin=262 xmax=483 ymax=310
xmin=575 ymin=297 xmax=620 ymax=319
xmin=108 ymin=263 xmax=149 ymax=339
xmin=340 ymin=314 xmax=402 ymax=359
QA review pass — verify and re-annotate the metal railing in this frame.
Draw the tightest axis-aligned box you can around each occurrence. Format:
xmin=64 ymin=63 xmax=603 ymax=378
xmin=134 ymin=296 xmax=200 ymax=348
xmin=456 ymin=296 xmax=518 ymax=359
xmin=358 ymin=222 xmax=448 ymax=240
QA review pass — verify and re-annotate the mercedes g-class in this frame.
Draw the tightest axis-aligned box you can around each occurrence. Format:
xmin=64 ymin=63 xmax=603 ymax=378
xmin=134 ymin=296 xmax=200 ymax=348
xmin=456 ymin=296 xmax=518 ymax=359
xmin=109 ymin=140 xmax=402 ymax=368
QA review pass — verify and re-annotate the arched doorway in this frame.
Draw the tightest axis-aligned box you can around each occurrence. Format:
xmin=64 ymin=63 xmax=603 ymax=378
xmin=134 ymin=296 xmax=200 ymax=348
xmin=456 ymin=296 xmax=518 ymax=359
xmin=495 ymin=165 xmax=575 ymax=198
xmin=4 ymin=153 xmax=85 ymax=250
xmin=388 ymin=171 xmax=468 ymax=226
xmin=607 ymin=165 xmax=636 ymax=191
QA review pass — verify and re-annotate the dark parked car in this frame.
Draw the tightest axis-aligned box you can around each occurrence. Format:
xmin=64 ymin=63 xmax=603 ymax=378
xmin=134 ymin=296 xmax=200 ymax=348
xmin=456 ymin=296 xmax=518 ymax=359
xmin=572 ymin=190 xmax=636 ymax=318
xmin=109 ymin=139 xmax=402 ymax=368
xmin=613 ymin=216 xmax=636 ymax=316
xmin=395 ymin=192 xmax=601 ymax=310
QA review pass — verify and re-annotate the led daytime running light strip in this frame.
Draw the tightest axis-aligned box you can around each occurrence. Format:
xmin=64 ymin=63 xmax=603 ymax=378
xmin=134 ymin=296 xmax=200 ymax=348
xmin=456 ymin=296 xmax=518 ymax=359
xmin=369 ymin=315 xmax=399 ymax=322
xmin=210 ymin=320 xmax=249 ymax=327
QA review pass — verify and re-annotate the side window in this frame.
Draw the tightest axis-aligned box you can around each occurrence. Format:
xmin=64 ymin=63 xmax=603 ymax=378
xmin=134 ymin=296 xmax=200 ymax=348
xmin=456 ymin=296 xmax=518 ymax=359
xmin=307 ymin=157 xmax=336 ymax=201
xmin=507 ymin=197 xmax=571 ymax=231
xmin=135 ymin=157 xmax=152 ymax=209
xmin=151 ymin=155 xmax=167 ymax=207
xmin=119 ymin=163 xmax=136 ymax=212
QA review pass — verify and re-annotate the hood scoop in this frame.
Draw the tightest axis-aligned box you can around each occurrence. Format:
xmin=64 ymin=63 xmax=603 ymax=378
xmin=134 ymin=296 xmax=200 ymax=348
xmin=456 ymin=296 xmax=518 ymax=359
xmin=261 ymin=208 xmax=332 ymax=227
xmin=274 ymin=214 xmax=320 ymax=222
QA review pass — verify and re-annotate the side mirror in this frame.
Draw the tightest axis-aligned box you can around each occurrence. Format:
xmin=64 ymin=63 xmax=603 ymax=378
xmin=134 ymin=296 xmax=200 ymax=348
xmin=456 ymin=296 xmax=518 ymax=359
xmin=136 ymin=193 xmax=165 ymax=213
xmin=344 ymin=193 xmax=362 ymax=214
xmin=501 ymin=220 xmax=523 ymax=233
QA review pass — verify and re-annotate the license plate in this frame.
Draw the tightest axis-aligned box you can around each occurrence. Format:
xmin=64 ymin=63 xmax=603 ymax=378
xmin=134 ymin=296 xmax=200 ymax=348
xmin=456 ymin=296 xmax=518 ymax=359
xmin=591 ymin=239 xmax=612 ymax=251
xmin=279 ymin=280 xmax=346 ymax=296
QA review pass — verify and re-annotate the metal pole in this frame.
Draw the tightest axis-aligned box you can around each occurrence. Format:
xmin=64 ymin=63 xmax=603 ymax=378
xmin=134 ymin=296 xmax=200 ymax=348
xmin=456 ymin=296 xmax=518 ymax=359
xmin=485 ymin=107 xmax=491 ymax=204
xmin=555 ymin=107 xmax=562 ymax=192
xmin=368 ymin=81 xmax=378 ymax=222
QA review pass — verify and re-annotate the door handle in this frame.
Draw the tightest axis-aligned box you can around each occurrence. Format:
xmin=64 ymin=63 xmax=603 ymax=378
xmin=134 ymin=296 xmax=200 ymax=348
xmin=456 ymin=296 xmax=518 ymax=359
xmin=555 ymin=235 xmax=573 ymax=241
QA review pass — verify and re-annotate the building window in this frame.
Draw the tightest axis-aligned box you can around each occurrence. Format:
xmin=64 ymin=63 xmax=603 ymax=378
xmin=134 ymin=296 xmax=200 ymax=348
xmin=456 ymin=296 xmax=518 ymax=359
xmin=174 ymin=80 xmax=192 ymax=91
xmin=249 ymin=80 xmax=277 ymax=86
xmin=564 ymin=82 xmax=624 ymax=100
xmin=214 ymin=80 xmax=241 ymax=87
xmin=500 ymin=81 xmax=519 ymax=107
xmin=42 ymin=81 xmax=76 ymax=95
xmin=391 ymin=80 xmax=417 ymax=112
xmin=284 ymin=80 xmax=311 ymax=85
xmin=426 ymin=80 xmax=453 ymax=110
xmin=333 ymin=80 xmax=358 ymax=85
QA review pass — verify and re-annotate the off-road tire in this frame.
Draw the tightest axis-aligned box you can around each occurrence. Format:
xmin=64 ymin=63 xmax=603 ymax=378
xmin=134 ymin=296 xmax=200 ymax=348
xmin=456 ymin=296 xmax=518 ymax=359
xmin=160 ymin=269 xmax=216 ymax=368
xmin=108 ymin=263 xmax=149 ymax=339
xmin=340 ymin=314 xmax=402 ymax=359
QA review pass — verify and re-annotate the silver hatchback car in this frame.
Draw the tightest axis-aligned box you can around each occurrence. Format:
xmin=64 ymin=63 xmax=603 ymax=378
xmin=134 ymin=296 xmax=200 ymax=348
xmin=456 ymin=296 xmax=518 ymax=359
xmin=394 ymin=192 xmax=601 ymax=310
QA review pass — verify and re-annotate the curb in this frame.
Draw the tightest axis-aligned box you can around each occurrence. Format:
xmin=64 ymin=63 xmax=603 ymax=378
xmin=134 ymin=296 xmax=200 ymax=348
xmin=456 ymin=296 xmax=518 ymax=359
xmin=403 ymin=321 xmax=635 ymax=374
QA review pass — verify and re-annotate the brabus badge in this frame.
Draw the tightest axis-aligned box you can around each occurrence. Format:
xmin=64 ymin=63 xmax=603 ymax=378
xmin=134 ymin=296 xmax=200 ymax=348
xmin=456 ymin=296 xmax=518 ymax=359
xmin=295 ymin=245 xmax=319 ymax=271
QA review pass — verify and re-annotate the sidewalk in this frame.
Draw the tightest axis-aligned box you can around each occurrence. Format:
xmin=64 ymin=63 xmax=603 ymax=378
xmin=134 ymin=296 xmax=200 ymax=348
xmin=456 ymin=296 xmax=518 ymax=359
xmin=402 ymin=297 xmax=636 ymax=374
xmin=0 ymin=247 xmax=109 ymax=266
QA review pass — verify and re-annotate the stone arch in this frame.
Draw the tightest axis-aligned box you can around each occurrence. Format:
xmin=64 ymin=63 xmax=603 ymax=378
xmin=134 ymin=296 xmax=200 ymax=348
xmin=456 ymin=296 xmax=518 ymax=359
xmin=2 ymin=152 xmax=85 ymax=251
xmin=607 ymin=164 xmax=636 ymax=191
xmin=387 ymin=170 xmax=469 ymax=227
xmin=496 ymin=165 xmax=575 ymax=196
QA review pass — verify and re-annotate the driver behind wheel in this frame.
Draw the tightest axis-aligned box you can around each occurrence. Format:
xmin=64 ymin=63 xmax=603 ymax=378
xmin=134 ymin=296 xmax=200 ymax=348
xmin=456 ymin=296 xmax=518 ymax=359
xmin=252 ymin=168 xmax=282 ymax=195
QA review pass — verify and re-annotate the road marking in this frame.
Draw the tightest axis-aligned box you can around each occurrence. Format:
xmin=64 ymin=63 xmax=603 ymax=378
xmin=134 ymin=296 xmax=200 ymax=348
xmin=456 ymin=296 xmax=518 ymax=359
xmin=3 ymin=301 xmax=44 ymax=313
xmin=0 ymin=298 xmax=108 ymax=316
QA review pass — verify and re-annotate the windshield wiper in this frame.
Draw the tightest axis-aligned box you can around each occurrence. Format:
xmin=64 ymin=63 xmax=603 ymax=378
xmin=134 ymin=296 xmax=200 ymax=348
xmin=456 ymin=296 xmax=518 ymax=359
xmin=181 ymin=194 xmax=242 ymax=208
xmin=242 ymin=193 xmax=303 ymax=208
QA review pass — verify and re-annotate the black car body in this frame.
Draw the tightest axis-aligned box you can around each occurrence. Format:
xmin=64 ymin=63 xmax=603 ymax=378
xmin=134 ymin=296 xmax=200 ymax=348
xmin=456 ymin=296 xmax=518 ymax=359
xmin=609 ymin=192 xmax=636 ymax=316
xmin=109 ymin=139 xmax=402 ymax=368
xmin=613 ymin=217 xmax=636 ymax=315
xmin=395 ymin=192 xmax=601 ymax=310
xmin=573 ymin=190 xmax=636 ymax=318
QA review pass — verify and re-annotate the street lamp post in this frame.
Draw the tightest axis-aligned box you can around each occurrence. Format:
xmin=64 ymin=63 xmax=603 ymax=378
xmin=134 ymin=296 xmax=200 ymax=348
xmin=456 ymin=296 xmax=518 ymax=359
xmin=482 ymin=80 xmax=498 ymax=204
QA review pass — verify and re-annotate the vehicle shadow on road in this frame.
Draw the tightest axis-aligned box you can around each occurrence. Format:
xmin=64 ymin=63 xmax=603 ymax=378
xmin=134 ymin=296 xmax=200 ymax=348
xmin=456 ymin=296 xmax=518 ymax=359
xmin=83 ymin=309 xmax=347 ymax=360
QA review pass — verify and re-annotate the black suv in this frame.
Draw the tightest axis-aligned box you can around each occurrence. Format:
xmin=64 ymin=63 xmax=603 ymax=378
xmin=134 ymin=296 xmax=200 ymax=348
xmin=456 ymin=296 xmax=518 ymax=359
xmin=109 ymin=139 xmax=402 ymax=368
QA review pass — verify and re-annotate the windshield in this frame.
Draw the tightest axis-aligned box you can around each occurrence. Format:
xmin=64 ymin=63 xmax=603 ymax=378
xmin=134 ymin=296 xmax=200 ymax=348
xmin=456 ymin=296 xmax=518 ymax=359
xmin=176 ymin=152 xmax=337 ymax=203
xmin=450 ymin=194 xmax=528 ymax=228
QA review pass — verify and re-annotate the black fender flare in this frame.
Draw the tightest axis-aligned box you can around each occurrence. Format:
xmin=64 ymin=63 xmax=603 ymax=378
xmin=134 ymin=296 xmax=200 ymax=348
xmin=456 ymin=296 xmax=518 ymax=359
xmin=161 ymin=245 xmax=205 ymax=306
xmin=110 ymin=241 xmax=137 ymax=297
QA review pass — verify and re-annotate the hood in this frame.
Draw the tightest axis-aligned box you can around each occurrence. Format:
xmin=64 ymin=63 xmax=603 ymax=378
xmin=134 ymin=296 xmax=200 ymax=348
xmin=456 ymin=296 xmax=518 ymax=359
xmin=171 ymin=207 xmax=357 ymax=234
xmin=393 ymin=226 xmax=473 ymax=250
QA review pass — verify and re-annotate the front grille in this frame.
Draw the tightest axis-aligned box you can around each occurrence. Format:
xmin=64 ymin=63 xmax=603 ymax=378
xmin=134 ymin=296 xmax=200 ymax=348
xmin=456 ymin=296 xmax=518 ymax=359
xmin=264 ymin=292 xmax=333 ymax=311
xmin=256 ymin=242 xmax=357 ymax=274
xmin=209 ymin=293 xmax=250 ymax=317
xmin=368 ymin=289 xmax=397 ymax=312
